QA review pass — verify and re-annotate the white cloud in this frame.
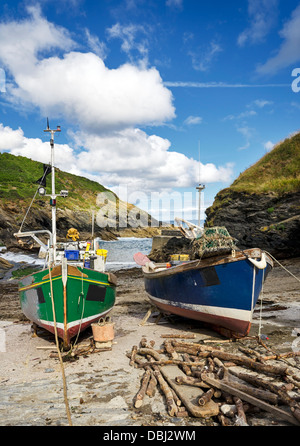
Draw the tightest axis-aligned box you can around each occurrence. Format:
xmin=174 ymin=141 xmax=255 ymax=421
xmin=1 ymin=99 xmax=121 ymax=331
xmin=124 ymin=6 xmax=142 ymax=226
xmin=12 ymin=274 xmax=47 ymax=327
xmin=256 ymin=4 xmax=300 ymax=74
xmin=0 ymin=4 xmax=75 ymax=75
xmin=85 ymin=29 xmax=108 ymax=59
xmin=264 ymin=141 xmax=274 ymax=151
xmin=183 ymin=116 xmax=202 ymax=126
xmin=189 ymin=41 xmax=222 ymax=72
xmin=251 ymin=99 xmax=273 ymax=108
xmin=9 ymin=51 xmax=175 ymax=132
xmin=237 ymin=0 xmax=278 ymax=47
xmin=0 ymin=7 xmax=234 ymax=194
xmin=0 ymin=124 xmax=234 ymax=194
xmin=106 ymin=22 xmax=150 ymax=64
xmin=166 ymin=0 xmax=183 ymax=9
xmin=0 ymin=124 xmax=25 ymax=149
xmin=0 ymin=124 xmax=77 ymax=169
xmin=71 ymin=127 xmax=234 ymax=192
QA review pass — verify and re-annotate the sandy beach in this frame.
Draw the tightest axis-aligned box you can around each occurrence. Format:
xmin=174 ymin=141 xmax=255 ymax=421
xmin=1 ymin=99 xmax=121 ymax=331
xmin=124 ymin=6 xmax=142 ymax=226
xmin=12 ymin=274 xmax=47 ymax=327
xmin=0 ymin=257 xmax=299 ymax=427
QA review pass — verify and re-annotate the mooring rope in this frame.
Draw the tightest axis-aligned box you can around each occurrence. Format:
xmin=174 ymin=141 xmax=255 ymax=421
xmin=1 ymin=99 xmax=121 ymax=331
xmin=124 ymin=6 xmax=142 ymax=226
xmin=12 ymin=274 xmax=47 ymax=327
xmin=48 ymin=262 xmax=73 ymax=426
xmin=265 ymin=251 xmax=300 ymax=283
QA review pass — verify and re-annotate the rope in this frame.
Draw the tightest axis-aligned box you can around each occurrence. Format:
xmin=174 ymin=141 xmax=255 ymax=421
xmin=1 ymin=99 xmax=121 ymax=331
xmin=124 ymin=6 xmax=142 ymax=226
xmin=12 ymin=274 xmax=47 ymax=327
xmin=48 ymin=262 xmax=73 ymax=426
xmin=19 ymin=167 xmax=49 ymax=232
xmin=265 ymin=251 xmax=300 ymax=283
xmin=72 ymin=269 xmax=86 ymax=350
xmin=258 ymin=269 xmax=265 ymax=339
xmin=19 ymin=188 xmax=39 ymax=232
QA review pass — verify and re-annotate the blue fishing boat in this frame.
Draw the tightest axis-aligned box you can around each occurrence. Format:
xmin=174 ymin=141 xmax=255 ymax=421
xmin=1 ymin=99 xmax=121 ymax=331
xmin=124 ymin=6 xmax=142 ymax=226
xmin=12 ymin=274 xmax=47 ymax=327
xmin=134 ymin=247 xmax=273 ymax=337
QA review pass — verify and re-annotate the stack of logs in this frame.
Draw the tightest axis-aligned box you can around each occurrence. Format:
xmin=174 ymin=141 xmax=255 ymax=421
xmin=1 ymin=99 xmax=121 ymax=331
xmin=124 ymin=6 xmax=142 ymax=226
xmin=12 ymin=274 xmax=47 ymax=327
xmin=127 ymin=334 xmax=300 ymax=426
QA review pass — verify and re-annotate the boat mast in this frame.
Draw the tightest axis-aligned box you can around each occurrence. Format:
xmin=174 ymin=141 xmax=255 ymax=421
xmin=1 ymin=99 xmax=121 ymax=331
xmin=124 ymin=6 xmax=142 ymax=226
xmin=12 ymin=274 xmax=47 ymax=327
xmin=44 ymin=120 xmax=61 ymax=263
xmin=196 ymin=141 xmax=205 ymax=227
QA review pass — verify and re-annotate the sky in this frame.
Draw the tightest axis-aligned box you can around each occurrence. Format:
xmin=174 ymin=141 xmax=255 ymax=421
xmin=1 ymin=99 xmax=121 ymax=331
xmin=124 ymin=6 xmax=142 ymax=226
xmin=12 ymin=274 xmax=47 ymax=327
xmin=0 ymin=0 xmax=299 ymax=224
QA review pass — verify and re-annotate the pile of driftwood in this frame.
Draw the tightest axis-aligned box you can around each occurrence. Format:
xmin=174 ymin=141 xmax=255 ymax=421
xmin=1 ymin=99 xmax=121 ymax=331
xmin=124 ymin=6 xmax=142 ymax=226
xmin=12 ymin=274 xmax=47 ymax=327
xmin=127 ymin=334 xmax=300 ymax=426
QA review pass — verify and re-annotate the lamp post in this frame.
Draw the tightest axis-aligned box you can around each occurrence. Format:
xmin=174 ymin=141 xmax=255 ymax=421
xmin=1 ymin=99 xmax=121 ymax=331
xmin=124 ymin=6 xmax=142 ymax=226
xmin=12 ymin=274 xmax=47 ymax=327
xmin=196 ymin=183 xmax=205 ymax=227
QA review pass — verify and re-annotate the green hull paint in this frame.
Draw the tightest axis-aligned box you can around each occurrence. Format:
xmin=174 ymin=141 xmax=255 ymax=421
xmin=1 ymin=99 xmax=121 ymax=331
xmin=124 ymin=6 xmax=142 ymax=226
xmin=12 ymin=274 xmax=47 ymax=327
xmin=19 ymin=266 xmax=116 ymax=344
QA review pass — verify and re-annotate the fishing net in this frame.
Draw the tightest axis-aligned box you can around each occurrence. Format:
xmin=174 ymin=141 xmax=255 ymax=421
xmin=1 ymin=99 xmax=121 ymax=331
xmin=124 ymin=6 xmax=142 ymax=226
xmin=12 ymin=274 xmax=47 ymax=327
xmin=191 ymin=226 xmax=236 ymax=258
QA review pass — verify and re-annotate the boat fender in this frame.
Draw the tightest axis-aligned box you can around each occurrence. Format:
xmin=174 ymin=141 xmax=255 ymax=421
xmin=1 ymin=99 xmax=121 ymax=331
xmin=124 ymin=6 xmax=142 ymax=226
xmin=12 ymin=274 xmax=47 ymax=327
xmin=248 ymin=252 xmax=267 ymax=269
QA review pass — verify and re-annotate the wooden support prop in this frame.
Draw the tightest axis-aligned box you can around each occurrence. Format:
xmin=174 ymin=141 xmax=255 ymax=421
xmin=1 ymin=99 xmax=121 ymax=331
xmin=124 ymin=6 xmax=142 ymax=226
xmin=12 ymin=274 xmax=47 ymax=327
xmin=140 ymin=307 xmax=155 ymax=326
xmin=202 ymin=374 xmax=300 ymax=426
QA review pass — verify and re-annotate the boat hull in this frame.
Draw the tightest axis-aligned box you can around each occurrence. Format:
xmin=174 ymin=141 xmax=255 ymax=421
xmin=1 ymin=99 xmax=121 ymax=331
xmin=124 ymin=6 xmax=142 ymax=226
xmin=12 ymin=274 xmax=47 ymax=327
xmin=143 ymin=249 xmax=272 ymax=337
xmin=18 ymin=264 xmax=116 ymax=346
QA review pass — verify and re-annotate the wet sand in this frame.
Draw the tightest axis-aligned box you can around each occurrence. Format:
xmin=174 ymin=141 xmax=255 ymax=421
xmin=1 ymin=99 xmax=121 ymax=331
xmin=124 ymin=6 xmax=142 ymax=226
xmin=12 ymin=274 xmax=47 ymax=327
xmin=0 ymin=258 xmax=299 ymax=427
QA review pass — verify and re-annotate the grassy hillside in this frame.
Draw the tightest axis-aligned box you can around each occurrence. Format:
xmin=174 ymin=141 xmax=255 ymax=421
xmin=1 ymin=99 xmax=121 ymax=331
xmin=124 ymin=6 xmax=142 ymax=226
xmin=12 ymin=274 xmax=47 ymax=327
xmin=230 ymin=131 xmax=300 ymax=195
xmin=0 ymin=152 xmax=113 ymax=211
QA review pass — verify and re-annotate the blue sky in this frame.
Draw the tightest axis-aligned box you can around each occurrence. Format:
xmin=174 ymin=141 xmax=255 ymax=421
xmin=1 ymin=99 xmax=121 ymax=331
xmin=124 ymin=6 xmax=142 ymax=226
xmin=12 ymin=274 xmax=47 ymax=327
xmin=0 ymin=0 xmax=299 ymax=223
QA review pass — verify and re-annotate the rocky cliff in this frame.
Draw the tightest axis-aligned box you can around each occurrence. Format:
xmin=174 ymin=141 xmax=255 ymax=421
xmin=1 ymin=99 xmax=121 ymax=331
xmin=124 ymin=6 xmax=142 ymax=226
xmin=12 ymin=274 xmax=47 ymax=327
xmin=0 ymin=153 xmax=161 ymax=250
xmin=205 ymin=132 xmax=300 ymax=259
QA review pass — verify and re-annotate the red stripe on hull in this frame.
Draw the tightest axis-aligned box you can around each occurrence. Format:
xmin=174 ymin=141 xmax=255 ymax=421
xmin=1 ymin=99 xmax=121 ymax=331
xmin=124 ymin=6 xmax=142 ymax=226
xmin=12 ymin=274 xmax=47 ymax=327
xmin=39 ymin=310 xmax=111 ymax=345
xmin=149 ymin=298 xmax=251 ymax=337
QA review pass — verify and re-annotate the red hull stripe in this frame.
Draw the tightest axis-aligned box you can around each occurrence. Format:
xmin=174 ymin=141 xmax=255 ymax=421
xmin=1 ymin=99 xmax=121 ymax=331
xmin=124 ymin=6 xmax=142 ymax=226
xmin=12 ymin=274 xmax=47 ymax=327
xmin=148 ymin=298 xmax=251 ymax=336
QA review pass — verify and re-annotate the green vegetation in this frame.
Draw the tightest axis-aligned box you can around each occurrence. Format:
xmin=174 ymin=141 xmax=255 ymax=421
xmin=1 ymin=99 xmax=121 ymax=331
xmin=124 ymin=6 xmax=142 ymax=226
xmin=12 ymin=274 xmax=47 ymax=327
xmin=12 ymin=266 xmax=41 ymax=278
xmin=230 ymin=132 xmax=300 ymax=195
xmin=0 ymin=152 xmax=114 ymax=210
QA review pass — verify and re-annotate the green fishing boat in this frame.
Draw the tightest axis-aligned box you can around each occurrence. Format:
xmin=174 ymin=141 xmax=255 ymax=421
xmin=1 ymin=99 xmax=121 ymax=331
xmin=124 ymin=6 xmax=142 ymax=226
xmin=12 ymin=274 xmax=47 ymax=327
xmin=14 ymin=122 xmax=116 ymax=348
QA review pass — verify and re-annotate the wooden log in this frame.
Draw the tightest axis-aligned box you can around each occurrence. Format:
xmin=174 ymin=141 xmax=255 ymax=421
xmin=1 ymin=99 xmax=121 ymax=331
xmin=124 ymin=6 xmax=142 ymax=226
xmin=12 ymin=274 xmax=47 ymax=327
xmin=172 ymin=346 xmax=203 ymax=356
xmin=159 ymin=365 xmax=219 ymax=418
xmin=172 ymin=340 xmax=222 ymax=352
xmin=220 ymin=403 xmax=237 ymax=418
xmin=129 ymin=345 xmax=138 ymax=366
xmin=227 ymin=374 xmax=279 ymax=405
xmin=153 ymin=366 xmax=178 ymax=416
xmin=139 ymin=337 xmax=148 ymax=348
xmin=233 ymin=397 xmax=248 ymax=425
xmin=146 ymin=372 xmax=157 ymax=397
xmin=262 ymin=351 xmax=300 ymax=361
xmin=164 ymin=340 xmax=179 ymax=359
xmin=175 ymin=375 xmax=210 ymax=389
xmin=136 ymin=359 xmax=210 ymax=368
xmin=198 ymin=388 xmax=214 ymax=406
xmin=161 ymin=334 xmax=196 ymax=339
xmin=228 ymin=368 xmax=292 ymax=405
xmin=180 ymin=354 xmax=192 ymax=375
xmin=133 ymin=369 xmax=151 ymax=408
xmin=211 ymin=350 xmax=289 ymax=376
xmin=206 ymin=357 xmax=215 ymax=372
xmin=218 ymin=413 xmax=232 ymax=426
xmin=138 ymin=347 xmax=161 ymax=361
xmin=202 ymin=374 xmax=300 ymax=426
xmin=170 ymin=388 xmax=182 ymax=406
xmin=176 ymin=407 xmax=189 ymax=417
xmin=239 ymin=346 xmax=264 ymax=362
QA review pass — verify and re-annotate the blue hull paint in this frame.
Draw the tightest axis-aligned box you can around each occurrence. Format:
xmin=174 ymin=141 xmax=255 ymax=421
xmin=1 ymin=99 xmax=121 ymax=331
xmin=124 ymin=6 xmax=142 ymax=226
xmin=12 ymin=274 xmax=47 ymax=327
xmin=143 ymin=250 xmax=273 ymax=336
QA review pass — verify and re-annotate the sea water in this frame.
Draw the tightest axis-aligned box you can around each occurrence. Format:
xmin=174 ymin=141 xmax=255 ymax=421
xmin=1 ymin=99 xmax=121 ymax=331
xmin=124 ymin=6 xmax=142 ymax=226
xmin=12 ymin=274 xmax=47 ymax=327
xmin=100 ymin=237 xmax=152 ymax=270
xmin=0 ymin=237 xmax=152 ymax=271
